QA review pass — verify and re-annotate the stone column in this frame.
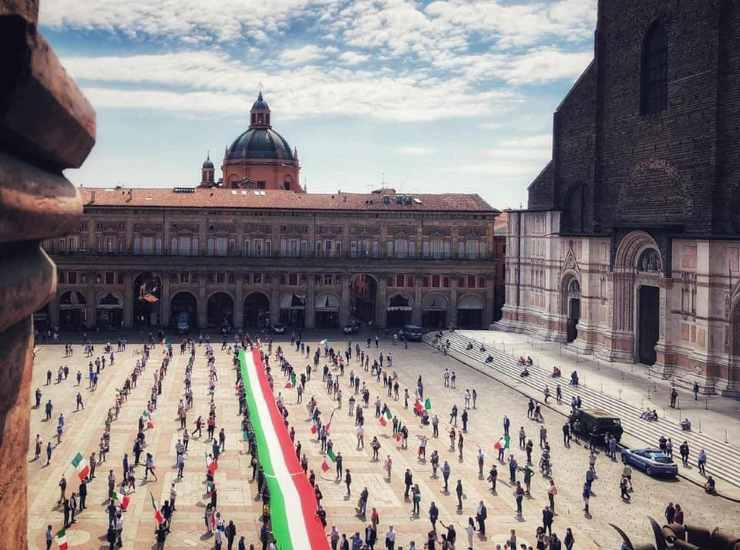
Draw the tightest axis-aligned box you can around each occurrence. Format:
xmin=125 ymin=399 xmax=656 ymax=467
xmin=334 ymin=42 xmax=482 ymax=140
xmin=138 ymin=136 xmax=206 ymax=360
xmin=123 ymin=272 xmax=134 ymax=327
xmin=340 ymin=275 xmax=351 ymax=327
xmin=306 ymin=274 xmax=316 ymax=329
xmin=198 ymin=277 xmax=207 ymax=329
xmin=270 ymin=285 xmax=281 ymax=326
xmin=484 ymin=275 xmax=495 ymax=328
xmin=449 ymin=279 xmax=458 ymax=329
xmin=375 ymin=276 xmax=387 ymax=328
xmin=412 ymin=278 xmax=423 ymax=325
xmin=161 ymin=274 xmax=171 ymax=328
xmin=234 ymin=278 xmax=244 ymax=329
xmin=0 ymin=4 xmax=95 ymax=544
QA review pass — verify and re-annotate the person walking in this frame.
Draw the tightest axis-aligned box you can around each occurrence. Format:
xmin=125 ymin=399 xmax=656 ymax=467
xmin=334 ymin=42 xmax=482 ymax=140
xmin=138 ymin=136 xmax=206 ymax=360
xmin=429 ymin=501 xmax=439 ymax=532
xmin=455 ymin=479 xmax=464 ymax=511
xmin=697 ymin=449 xmax=707 ymax=475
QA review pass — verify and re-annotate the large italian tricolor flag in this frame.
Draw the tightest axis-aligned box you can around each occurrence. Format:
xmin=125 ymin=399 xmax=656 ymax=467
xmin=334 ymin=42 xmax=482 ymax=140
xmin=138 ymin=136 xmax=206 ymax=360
xmin=240 ymin=348 xmax=329 ymax=550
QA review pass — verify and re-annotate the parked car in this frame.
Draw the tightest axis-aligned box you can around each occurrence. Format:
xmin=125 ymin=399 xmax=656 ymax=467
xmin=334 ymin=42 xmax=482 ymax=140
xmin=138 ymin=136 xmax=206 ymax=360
xmin=398 ymin=324 xmax=425 ymax=341
xmin=343 ymin=320 xmax=361 ymax=334
xmin=621 ymin=448 xmax=678 ymax=478
xmin=569 ymin=408 xmax=623 ymax=444
xmin=271 ymin=324 xmax=286 ymax=335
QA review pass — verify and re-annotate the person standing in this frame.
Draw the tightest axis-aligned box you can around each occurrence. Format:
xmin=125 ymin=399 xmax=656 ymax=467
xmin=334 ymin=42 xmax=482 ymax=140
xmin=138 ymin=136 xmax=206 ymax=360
xmin=476 ymin=500 xmax=487 ymax=537
xmin=582 ymin=482 xmax=591 ymax=515
xmin=698 ymin=449 xmax=707 ymax=475
xmin=547 ymin=479 xmax=557 ymax=513
xmin=455 ymin=479 xmax=464 ymax=510
xmin=226 ymin=520 xmax=237 ymax=550
xmin=46 ymin=525 xmax=53 ymax=550
xmin=385 ymin=525 xmax=396 ymax=550
xmin=429 ymin=501 xmax=439 ymax=532
xmin=514 ymin=481 xmax=524 ymax=518
xmin=442 ymin=460 xmax=451 ymax=492
xmin=543 ymin=505 xmax=554 ymax=535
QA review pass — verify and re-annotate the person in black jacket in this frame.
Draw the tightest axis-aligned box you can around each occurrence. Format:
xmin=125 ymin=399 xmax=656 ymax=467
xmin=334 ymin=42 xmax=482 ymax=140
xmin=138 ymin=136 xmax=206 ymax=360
xmin=365 ymin=523 xmax=377 ymax=550
xmin=225 ymin=520 xmax=237 ymax=550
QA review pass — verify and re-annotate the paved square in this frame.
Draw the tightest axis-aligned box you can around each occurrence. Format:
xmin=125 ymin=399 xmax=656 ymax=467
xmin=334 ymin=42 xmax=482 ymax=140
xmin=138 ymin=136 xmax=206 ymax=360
xmin=27 ymin=333 xmax=740 ymax=549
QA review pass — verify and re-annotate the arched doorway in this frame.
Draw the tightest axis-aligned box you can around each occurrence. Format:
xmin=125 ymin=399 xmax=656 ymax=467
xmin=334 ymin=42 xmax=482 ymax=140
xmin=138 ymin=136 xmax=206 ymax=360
xmin=59 ymin=291 xmax=86 ymax=330
xmin=315 ymin=293 xmax=340 ymax=328
xmin=563 ymin=277 xmax=581 ymax=343
xmin=387 ymin=294 xmax=412 ymax=328
xmin=635 ymin=248 xmax=662 ymax=365
xmin=422 ymin=294 xmax=448 ymax=329
xmin=96 ymin=292 xmax=124 ymax=329
xmin=207 ymin=292 xmax=234 ymax=331
xmin=171 ymin=292 xmax=198 ymax=330
xmin=350 ymin=274 xmax=377 ymax=324
xmin=133 ymin=272 xmax=161 ymax=327
xmin=614 ymin=231 xmax=664 ymax=366
xmin=244 ymin=292 xmax=270 ymax=329
xmin=457 ymin=294 xmax=484 ymax=329
xmin=280 ymin=293 xmax=306 ymax=328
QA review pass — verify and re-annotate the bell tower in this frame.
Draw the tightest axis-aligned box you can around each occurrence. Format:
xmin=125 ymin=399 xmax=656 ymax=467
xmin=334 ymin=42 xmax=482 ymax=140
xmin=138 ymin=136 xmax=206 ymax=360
xmin=200 ymin=154 xmax=215 ymax=187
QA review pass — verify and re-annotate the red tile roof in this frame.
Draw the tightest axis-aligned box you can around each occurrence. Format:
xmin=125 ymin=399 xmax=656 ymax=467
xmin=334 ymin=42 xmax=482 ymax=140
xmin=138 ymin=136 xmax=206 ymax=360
xmin=80 ymin=187 xmax=497 ymax=213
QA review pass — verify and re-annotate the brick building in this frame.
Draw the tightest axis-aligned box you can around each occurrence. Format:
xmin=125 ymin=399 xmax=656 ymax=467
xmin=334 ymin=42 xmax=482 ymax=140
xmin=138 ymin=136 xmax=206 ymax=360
xmin=498 ymin=0 xmax=740 ymax=395
xmin=39 ymin=94 xmax=499 ymax=332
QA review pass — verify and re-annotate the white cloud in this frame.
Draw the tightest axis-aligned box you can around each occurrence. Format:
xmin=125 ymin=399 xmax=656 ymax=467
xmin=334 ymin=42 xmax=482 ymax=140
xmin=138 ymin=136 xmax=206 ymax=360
xmin=461 ymin=133 xmax=552 ymax=178
xmin=278 ymin=45 xmax=326 ymax=65
xmin=398 ymin=146 xmax=434 ymax=156
xmin=39 ymin=0 xmax=339 ymax=42
xmin=338 ymin=51 xmax=369 ymax=65
xmin=63 ymin=51 xmax=516 ymax=122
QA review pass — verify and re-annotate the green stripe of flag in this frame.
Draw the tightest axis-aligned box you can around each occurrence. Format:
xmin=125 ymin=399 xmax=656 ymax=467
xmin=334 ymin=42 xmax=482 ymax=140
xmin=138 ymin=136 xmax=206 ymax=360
xmin=71 ymin=452 xmax=83 ymax=468
xmin=240 ymin=351 xmax=293 ymax=548
xmin=327 ymin=448 xmax=336 ymax=462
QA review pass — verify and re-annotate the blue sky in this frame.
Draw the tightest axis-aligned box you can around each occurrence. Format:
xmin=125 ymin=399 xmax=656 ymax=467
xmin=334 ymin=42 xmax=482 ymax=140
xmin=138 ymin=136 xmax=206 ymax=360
xmin=40 ymin=0 xmax=597 ymax=209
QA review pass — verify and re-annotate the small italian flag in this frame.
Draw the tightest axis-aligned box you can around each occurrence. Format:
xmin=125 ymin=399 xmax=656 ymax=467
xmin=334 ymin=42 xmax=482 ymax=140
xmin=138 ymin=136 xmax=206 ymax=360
xmin=71 ymin=452 xmax=90 ymax=481
xmin=150 ymin=493 xmax=164 ymax=525
xmin=56 ymin=528 xmax=68 ymax=550
xmin=327 ymin=448 xmax=337 ymax=462
xmin=112 ymin=490 xmax=131 ymax=511
xmin=424 ymin=398 xmax=432 ymax=411
xmin=494 ymin=435 xmax=510 ymax=450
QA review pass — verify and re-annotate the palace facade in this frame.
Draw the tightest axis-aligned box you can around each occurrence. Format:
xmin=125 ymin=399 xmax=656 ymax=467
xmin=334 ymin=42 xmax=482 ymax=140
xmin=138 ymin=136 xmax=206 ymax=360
xmin=40 ymin=94 xmax=500 ymax=332
xmin=497 ymin=0 xmax=740 ymax=396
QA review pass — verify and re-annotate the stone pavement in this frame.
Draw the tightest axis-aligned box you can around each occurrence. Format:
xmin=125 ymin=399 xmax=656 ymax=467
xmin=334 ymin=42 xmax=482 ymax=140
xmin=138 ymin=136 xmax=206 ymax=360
xmin=27 ymin=332 xmax=740 ymax=549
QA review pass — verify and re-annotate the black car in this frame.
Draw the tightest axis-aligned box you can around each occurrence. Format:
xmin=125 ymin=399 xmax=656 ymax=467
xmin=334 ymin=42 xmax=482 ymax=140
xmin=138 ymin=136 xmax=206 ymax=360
xmin=569 ymin=408 xmax=623 ymax=444
xmin=398 ymin=324 xmax=424 ymax=341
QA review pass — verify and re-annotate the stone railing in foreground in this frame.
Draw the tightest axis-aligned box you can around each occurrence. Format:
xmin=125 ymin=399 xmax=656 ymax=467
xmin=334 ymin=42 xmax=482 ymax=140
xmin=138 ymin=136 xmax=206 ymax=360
xmin=0 ymin=1 xmax=95 ymax=545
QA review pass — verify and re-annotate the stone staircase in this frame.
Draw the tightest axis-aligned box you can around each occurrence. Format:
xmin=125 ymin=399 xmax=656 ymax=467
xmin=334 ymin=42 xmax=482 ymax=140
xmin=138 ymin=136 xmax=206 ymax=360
xmin=424 ymin=330 xmax=740 ymax=489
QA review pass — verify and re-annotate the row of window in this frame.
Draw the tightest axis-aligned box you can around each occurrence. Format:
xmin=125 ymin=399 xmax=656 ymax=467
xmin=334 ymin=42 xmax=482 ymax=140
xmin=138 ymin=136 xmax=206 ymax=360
xmin=388 ymin=274 xmax=486 ymax=289
xmin=58 ymin=270 xmax=487 ymax=289
xmin=47 ymin=235 xmax=490 ymax=260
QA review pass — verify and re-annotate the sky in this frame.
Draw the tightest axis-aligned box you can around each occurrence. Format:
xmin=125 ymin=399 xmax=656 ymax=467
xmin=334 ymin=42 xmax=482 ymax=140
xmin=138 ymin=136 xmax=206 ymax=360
xmin=40 ymin=0 xmax=597 ymax=210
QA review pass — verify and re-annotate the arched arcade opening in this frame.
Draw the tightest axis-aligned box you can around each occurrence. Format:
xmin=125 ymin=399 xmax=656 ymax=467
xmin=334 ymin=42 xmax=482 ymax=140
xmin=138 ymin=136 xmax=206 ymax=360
xmin=244 ymin=292 xmax=270 ymax=329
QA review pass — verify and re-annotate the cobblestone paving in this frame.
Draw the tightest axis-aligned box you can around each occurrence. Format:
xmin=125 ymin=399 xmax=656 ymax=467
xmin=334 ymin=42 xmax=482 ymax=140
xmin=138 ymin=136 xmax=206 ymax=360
xmin=27 ymin=334 xmax=740 ymax=549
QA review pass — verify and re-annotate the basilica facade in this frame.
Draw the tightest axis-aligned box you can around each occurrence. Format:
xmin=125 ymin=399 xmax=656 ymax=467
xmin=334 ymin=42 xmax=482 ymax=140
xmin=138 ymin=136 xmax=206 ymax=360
xmin=498 ymin=0 xmax=740 ymax=396
xmin=40 ymin=94 xmax=500 ymax=333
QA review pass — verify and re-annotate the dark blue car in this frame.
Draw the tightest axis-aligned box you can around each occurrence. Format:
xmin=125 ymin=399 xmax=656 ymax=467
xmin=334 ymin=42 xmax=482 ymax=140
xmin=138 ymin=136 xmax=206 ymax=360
xmin=621 ymin=448 xmax=678 ymax=478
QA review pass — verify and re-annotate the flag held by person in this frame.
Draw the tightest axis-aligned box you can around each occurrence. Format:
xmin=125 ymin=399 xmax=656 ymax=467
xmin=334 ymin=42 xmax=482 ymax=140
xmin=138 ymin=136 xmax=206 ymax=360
xmin=424 ymin=397 xmax=432 ymax=411
xmin=321 ymin=460 xmax=330 ymax=473
xmin=150 ymin=492 xmax=164 ymax=525
xmin=327 ymin=448 xmax=337 ymax=462
xmin=112 ymin=490 xmax=131 ymax=511
xmin=378 ymin=416 xmax=387 ymax=427
xmin=56 ymin=528 xmax=68 ymax=550
xmin=71 ymin=452 xmax=90 ymax=481
xmin=384 ymin=409 xmax=392 ymax=420
xmin=310 ymin=424 xmax=317 ymax=434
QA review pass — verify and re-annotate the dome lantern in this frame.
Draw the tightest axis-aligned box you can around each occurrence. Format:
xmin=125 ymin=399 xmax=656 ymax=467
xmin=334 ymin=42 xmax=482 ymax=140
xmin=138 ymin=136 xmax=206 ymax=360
xmin=250 ymin=91 xmax=271 ymax=128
